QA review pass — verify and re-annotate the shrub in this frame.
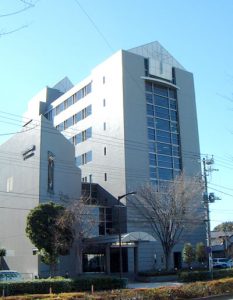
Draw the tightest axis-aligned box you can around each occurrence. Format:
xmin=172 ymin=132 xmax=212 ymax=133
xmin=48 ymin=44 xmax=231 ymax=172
xmin=0 ymin=277 xmax=127 ymax=296
xmin=179 ymin=268 xmax=233 ymax=282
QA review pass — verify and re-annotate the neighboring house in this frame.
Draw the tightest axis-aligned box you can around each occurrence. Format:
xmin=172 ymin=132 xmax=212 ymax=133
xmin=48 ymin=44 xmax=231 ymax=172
xmin=211 ymin=231 xmax=233 ymax=258
xmin=0 ymin=41 xmax=206 ymax=275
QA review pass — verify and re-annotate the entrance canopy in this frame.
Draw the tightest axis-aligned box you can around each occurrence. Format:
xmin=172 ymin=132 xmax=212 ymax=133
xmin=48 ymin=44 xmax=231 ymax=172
xmin=85 ymin=231 xmax=156 ymax=246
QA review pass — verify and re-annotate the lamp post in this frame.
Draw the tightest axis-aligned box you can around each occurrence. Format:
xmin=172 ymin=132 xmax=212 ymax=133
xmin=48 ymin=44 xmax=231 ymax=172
xmin=117 ymin=191 xmax=136 ymax=278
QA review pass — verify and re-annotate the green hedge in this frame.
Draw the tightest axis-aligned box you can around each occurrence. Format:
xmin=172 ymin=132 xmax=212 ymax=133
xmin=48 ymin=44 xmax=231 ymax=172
xmin=0 ymin=277 xmax=127 ymax=296
xmin=179 ymin=268 xmax=233 ymax=282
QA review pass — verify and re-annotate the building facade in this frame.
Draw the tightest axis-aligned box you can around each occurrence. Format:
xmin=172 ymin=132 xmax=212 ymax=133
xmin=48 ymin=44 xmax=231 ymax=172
xmin=3 ymin=41 xmax=206 ymax=274
xmin=0 ymin=116 xmax=81 ymax=278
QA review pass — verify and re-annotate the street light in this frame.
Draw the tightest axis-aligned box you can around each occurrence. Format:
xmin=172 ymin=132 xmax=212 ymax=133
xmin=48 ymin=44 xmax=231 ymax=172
xmin=117 ymin=191 xmax=136 ymax=278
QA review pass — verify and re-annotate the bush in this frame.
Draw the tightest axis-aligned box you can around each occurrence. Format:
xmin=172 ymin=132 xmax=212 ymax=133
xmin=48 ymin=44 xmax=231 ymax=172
xmin=179 ymin=268 xmax=233 ymax=282
xmin=0 ymin=277 xmax=127 ymax=296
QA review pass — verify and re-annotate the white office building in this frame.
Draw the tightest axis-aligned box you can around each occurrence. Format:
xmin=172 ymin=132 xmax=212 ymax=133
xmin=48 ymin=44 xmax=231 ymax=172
xmin=7 ymin=41 xmax=206 ymax=274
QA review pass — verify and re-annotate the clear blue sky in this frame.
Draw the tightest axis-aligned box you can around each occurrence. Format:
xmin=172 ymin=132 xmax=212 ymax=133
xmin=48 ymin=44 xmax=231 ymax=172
xmin=0 ymin=0 xmax=233 ymax=229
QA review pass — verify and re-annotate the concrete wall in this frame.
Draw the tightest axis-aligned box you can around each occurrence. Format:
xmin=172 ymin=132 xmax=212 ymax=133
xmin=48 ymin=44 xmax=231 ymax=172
xmin=0 ymin=116 xmax=81 ymax=278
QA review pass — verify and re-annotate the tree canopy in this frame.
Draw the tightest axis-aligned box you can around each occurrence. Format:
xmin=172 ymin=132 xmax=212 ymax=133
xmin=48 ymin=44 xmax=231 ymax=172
xmin=213 ymin=222 xmax=233 ymax=232
xmin=26 ymin=202 xmax=74 ymax=272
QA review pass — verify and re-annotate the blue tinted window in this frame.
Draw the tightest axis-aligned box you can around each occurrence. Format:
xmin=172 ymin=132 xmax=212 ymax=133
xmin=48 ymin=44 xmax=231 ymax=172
xmin=148 ymin=128 xmax=155 ymax=140
xmin=173 ymin=157 xmax=181 ymax=169
xmin=64 ymin=117 xmax=73 ymax=129
xmin=172 ymin=134 xmax=179 ymax=145
xmin=156 ymin=119 xmax=170 ymax=131
xmin=149 ymin=142 xmax=156 ymax=153
xmin=86 ymin=105 xmax=92 ymax=116
xmin=155 ymin=106 xmax=169 ymax=119
xmin=169 ymin=89 xmax=176 ymax=99
xmin=147 ymin=117 xmax=154 ymax=128
xmin=147 ymin=104 xmax=154 ymax=116
xmin=150 ymin=167 xmax=157 ymax=179
xmin=170 ymin=110 xmax=178 ymax=121
xmin=75 ymin=133 xmax=82 ymax=144
xmin=75 ymin=111 xmax=82 ymax=123
xmin=170 ymin=99 xmax=177 ymax=110
xmin=154 ymin=86 xmax=168 ymax=97
xmin=149 ymin=153 xmax=156 ymax=165
xmin=154 ymin=95 xmax=169 ymax=108
xmin=158 ymin=155 xmax=173 ymax=168
xmin=86 ymin=127 xmax=92 ymax=139
xmin=76 ymin=156 xmax=81 ymax=167
xmin=156 ymin=130 xmax=171 ymax=143
xmin=172 ymin=145 xmax=180 ymax=157
xmin=86 ymin=151 xmax=92 ymax=163
xmin=171 ymin=122 xmax=178 ymax=133
xmin=146 ymin=93 xmax=153 ymax=104
xmin=158 ymin=168 xmax=173 ymax=180
xmin=145 ymin=82 xmax=152 ymax=92
xmin=157 ymin=143 xmax=172 ymax=155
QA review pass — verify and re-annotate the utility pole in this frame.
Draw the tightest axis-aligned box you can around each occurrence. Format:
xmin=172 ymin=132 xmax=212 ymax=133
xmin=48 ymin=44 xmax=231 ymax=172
xmin=202 ymin=156 xmax=219 ymax=279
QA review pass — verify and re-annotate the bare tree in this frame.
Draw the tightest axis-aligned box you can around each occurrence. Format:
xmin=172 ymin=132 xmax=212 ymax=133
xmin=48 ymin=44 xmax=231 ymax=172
xmin=60 ymin=196 xmax=98 ymax=275
xmin=133 ymin=173 xmax=203 ymax=270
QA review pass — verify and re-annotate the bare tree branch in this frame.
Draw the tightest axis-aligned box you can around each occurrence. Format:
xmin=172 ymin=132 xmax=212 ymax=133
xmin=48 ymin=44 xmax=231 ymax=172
xmin=132 ymin=173 xmax=204 ymax=270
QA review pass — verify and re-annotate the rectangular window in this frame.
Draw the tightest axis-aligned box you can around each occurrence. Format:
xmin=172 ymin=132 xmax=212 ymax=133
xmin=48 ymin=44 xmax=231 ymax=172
xmin=145 ymin=82 xmax=152 ymax=92
xmin=103 ymin=99 xmax=106 ymax=107
xmin=169 ymin=89 xmax=176 ymax=99
xmin=75 ymin=111 xmax=82 ymax=123
xmin=154 ymin=86 xmax=168 ymax=97
xmin=150 ymin=167 xmax=157 ymax=179
xmin=154 ymin=95 xmax=169 ymax=108
xmin=147 ymin=104 xmax=154 ymax=116
xmin=148 ymin=128 xmax=155 ymax=140
xmin=156 ymin=130 xmax=171 ymax=143
xmin=149 ymin=141 xmax=156 ymax=153
xmin=173 ymin=157 xmax=181 ymax=169
xmin=146 ymin=93 xmax=153 ymax=104
xmin=149 ymin=153 xmax=156 ymax=165
xmin=170 ymin=99 xmax=177 ymax=110
xmin=155 ymin=106 xmax=169 ymax=120
xmin=104 ymin=173 xmax=107 ymax=181
xmin=157 ymin=143 xmax=172 ymax=155
xmin=158 ymin=155 xmax=173 ymax=168
xmin=6 ymin=177 xmax=13 ymax=192
xmin=156 ymin=119 xmax=170 ymax=131
xmin=64 ymin=96 xmax=73 ymax=109
xmin=103 ymin=122 xmax=106 ymax=131
xmin=158 ymin=168 xmax=173 ymax=180
xmin=103 ymin=76 xmax=105 ymax=84
xmin=147 ymin=117 xmax=154 ymax=128
xmin=104 ymin=147 xmax=106 ymax=156
xmin=64 ymin=116 xmax=73 ymax=129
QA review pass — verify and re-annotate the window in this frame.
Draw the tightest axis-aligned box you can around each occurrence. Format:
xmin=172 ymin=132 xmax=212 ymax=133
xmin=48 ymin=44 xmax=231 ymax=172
xmin=156 ymin=119 xmax=170 ymax=131
xmin=147 ymin=117 xmax=154 ymax=128
xmin=64 ymin=96 xmax=73 ymax=109
xmin=149 ymin=153 xmax=156 ymax=165
xmin=155 ymin=106 xmax=169 ymax=120
xmin=82 ymin=177 xmax=88 ymax=182
xmin=103 ymin=122 xmax=106 ymax=131
xmin=158 ymin=155 xmax=173 ymax=168
xmin=104 ymin=147 xmax=106 ymax=156
xmin=146 ymin=93 xmax=153 ymax=104
xmin=55 ymin=102 xmax=64 ymax=115
xmin=103 ymin=76 xmax=105 ymax=84
xmin=157 ymin=143 xmax=172 ymax=155
xmin=149 ymin=141 xmax=156 ymax=153
xmin=156 ymin=130 xmax=171 ymax=143
xmin=158 ymin=168 xmax=173 ymax=180
xmin=154 ymin=95 xmax=169 ymax=108
xmin=6 ymin=177 xmax=13 ymax=192
xmin=75 ymin=127 xmax=92 ymax=144
xmin=64 ymin=116 xmax=73 ymax=129
xmin=103 ymin=99 xmax=106 ymax=107
xmin=148 ymin=128 xmax=155 ymax=140
xmin=154 ymin=86 xmax=168 ymax=97
xmin=104 ymin=173 xmax=107 ymax=181
xmin=145 ymin=82 xmax=152 ymax=92
xmin=150 ymin=167 xmax=157 ymax=179
xmin=147 ymin=104 xmax=154 ymax=116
